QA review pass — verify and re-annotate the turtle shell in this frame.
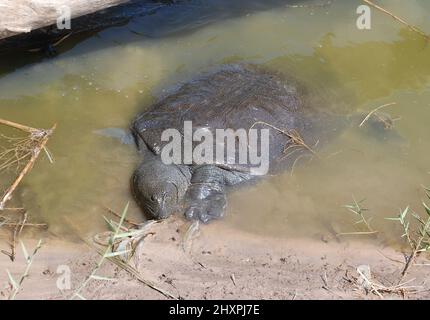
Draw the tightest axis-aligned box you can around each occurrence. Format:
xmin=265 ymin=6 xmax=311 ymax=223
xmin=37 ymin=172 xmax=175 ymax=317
xmin=131 ymin=64 xmax=343 ymax=173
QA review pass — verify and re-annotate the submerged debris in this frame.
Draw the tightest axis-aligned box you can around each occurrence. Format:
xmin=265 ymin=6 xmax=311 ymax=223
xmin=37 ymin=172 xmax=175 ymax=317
xmin=359 ymin=102 xmax=397 ymax=128
xmin=363 ymin=0 xmax=430 ymax=41
xmin=0 ymin=119 xmax=54 ymax=261
xmin=0 ymin=119 xmax=56 ymax=210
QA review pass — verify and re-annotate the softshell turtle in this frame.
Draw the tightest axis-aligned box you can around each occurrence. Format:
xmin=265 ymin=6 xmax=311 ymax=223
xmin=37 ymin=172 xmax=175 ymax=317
xmin=130 ymin=64 xmax=396 ymax=223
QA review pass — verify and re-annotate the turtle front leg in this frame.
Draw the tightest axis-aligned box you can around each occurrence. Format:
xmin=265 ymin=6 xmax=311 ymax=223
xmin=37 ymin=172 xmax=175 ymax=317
xmin=184 ymin=165 xmax=227 ymax=223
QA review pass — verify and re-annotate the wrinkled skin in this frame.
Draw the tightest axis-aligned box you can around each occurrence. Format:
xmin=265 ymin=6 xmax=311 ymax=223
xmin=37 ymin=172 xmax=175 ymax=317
xmin=131 ymin=143 xmax=251 ymax=223
xmin=131 ymin=65 xmax=399 ymax=223
xmin=132 ymin=152 xmax=191 ymax=219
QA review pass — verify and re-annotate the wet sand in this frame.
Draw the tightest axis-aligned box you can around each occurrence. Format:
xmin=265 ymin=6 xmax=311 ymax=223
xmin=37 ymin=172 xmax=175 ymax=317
xmin=1 ymin=217 xmax=429 ymax=300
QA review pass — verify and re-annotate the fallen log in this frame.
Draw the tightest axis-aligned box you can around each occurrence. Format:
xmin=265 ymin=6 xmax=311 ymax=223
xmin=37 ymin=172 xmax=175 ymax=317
xmin=0 ymin=0 xmax=292 ymax=55
xmin=0 ymin=0 xmax=170 ymax=54
xmin=0 ymin=0 xmax=131 ymax=40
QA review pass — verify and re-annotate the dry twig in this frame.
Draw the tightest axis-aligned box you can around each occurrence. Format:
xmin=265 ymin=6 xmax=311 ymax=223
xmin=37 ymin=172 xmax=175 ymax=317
xmin=352 ymin=267 xmax=423 ymax=298
xmin=250 ymin=121 xmax=317 ymax=156
xmin=0 ymin=119 xmax=55 ymax=261
xmin=0 ymin=119 xmax=56 ymax=210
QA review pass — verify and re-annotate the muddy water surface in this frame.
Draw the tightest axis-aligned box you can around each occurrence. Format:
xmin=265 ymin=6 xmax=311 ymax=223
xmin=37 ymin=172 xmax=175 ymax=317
xmin=1 ymin=0 xmax=430 ymax=242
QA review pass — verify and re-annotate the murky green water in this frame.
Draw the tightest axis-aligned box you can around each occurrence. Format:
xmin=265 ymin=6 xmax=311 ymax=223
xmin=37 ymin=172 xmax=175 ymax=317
xmin=1 ymin=0 xmax=430 ymax=241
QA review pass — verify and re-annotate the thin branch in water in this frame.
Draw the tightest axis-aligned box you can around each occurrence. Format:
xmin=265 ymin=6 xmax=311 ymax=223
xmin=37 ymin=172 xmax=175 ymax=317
xmin=0 ymin=119 xmax=41 ymax=134
xmin=362 ymin=0 xmax=430 ymax=41
xmin=359 ymin=102 xmax=397 ymax=128
xmin=0 ymin=120 xmax=56 ymax=210
xmin=290 ymin=154 xmax=313 ymax=177
xmin=1 ymin=210 xmax=28 ymax=261
xmin=250 ymin=121 xmax=318 ymax=156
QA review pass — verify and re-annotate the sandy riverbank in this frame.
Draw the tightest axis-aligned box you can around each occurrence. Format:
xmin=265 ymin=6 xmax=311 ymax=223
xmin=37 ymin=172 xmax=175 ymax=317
xmin=1 ymin=216 xmax=429 ymax=300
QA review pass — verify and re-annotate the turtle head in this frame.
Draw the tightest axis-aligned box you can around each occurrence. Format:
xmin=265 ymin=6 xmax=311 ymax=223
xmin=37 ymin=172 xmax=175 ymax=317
xmin=132 ymin=160 xmax=190 ymax=220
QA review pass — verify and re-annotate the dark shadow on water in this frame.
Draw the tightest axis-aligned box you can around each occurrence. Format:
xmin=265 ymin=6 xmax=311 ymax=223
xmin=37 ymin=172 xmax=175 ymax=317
xmin=0 ymin=0 xmax=301 ymax=77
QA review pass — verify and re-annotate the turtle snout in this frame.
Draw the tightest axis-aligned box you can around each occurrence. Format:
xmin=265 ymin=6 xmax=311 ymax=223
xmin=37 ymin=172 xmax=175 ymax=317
xmin=154 ymin=194 xmax=170 ymax=219
xmin=151 ymin=185 xmax=179 ymax=220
